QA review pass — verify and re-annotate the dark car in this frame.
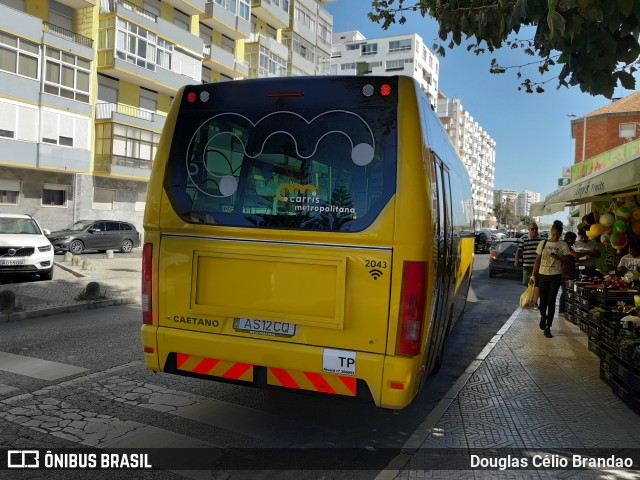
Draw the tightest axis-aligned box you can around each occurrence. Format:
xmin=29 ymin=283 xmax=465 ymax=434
xmin=488 ymin=238 xmax=523 ymax=278
xmin=474 ymin=231 xmax=492 ymax=254
xmin=48 ymin=220 xmax=140 ymax=255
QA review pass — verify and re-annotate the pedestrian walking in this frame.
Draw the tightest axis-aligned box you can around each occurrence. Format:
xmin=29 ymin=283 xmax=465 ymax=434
xmin=532 ymin=220 xmax=570 ymax=338
xmin=558 ymin=231 xmax=577 ymax=317
xmin=515 ymin=222 xmax=544 ymax=305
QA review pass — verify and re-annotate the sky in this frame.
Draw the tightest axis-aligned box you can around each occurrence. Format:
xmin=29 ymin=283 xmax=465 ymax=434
xmin=325 ymin=0 xmax=637 ymax=223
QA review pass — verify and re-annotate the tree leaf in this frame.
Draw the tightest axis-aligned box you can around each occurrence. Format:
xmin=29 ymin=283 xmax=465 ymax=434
xmin=617 ymin=70 xmax=636 ymax=90
xmin=547 ymin=10 xmax=566 ymax=38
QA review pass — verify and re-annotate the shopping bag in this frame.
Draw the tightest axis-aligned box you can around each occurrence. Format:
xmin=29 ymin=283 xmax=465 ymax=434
xmin=519 ymin=283 xmax=535 ymax=308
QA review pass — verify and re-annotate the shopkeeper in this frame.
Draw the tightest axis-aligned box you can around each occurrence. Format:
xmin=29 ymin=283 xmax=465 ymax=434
xmin=573 ymin=229 xmax=601 ymax=276
xmin=617 ymin=242 xmax=640 ymax=281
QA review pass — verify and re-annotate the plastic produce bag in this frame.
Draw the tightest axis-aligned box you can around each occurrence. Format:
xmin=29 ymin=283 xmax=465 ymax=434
xmin=520 ymin=283 xmax=535 ymax=308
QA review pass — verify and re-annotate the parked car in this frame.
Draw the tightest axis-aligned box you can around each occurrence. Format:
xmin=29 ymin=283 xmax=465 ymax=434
xmin=48 ymin=220 xmax=140 ymax=255
xmin=488 ymin=238 xmax=523 ymax=278
xmin=0 ymin=214 xmax=54 ymax=280
xmin=475 ymin=231 xmax=492 ymax=254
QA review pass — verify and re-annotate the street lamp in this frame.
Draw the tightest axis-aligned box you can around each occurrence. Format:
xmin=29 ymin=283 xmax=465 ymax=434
xmin=567 ymin=113 xmax=587 ymax=162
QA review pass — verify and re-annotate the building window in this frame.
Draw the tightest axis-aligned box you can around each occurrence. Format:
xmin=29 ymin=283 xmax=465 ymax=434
xmin=238 ymin=0 xmax=250 ymax=20
xmin=135 ymin=191 xmax=146 ymax=211
xmin=93 ymin=187 xmax=115 ymax=210
xmin=173 ymin=9 xmax=190 ymax=32
xmin=44 ymin=47 xmax=91 ymax=103
xmin=361 ymin=43 xmax=378 ymax=56
xmin=294 ymin=3 xmax=315 ymax=32
xmin=346 ymin=43 xmax=361 ymax=51
xmin=41 ymin=109 xmax=90 ymax=149
xmin=385 ymin=59 xmax=405 ymax=71
xmin=113 ymin=18 xmax=174 ymax=73
xmin=0 ymin=98 xmax=38 ymax=142
xmin=619 ymin=122 xmax=637 ymax=140
xmin=202 ymin=65 xmax=211 ymax=83
xmin=0 ymin=31 xmax=39 ymax=79
xmin=42 ymin=184 xmax=68 ymax=207
xmin=388 ymin=39 xmax=411 ymax=53
xmin=340 ymin=63 xmax=357 ymax=71
xmin=0 ymin=179 xmax=20 ymax=205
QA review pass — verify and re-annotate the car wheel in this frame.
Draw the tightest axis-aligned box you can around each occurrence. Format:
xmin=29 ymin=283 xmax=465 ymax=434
xmin=69 ymin=240 xmax=84 ymax=255
xmin=120 ymin=239 xmax=134 ymax=253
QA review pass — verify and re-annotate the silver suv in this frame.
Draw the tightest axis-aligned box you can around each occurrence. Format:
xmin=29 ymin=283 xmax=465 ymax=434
xmin=0 ymin=214 xmax=54 ymax=280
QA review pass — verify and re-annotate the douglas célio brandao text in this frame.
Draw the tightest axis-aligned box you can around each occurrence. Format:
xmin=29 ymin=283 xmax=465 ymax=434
xmin=470 ymin=453 xmax=635 ymax=470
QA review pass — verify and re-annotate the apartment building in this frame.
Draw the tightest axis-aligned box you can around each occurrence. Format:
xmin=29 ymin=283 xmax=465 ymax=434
xmin=437 ymin=93 xmax=496 ymax=227
xmin=493 ymin=189 xmax=517 ymax=208
xmin=330 ymin=30 xmax=439 ymax=105
xmin=0 ymin=0 xmax=332 ymax=233
xmin=516 ymin=189 xmax=541 ymax=218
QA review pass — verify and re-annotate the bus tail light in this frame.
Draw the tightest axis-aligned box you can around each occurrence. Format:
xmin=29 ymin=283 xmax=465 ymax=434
xmin=397 ymin=261 xmax=428 ymax=356
xmin=142 ymin=243 xmax=153 ymax=325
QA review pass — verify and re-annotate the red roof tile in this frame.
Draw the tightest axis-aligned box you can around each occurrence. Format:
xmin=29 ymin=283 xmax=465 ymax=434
xmin=586 ymin=91 xmax=640 ymax=117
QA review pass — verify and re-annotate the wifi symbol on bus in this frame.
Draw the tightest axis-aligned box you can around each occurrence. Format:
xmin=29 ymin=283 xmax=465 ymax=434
xmin=369 ymin=269 xmax=383 ymax=280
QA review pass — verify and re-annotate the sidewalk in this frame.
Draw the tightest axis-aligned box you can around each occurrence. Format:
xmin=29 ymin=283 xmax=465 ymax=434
xmin=0 ymin=251 xmax=141 ymax=322
xmin=384 ymin=306 xmax=640 ymax=479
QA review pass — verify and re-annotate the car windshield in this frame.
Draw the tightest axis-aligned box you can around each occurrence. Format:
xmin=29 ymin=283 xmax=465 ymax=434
xmin=495 ymin=241 xmax=517 ymax=254
xmin=0 ymin=218 xmax=41 ymax=234
xmin=64 ymin=221 xmax=95 ymax=231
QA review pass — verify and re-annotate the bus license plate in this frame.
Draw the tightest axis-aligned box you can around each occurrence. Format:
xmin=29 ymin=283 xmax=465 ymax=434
xmin=0 ymin=259 xmax=25 ymax=266
xmin=234 ymin=318 xmax=297 ymax=337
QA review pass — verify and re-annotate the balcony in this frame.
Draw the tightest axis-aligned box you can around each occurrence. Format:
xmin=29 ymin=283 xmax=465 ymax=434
xmin=162 ymin=0 xmax=206 ymax=17
xmin=101 ymin=0 xmax=203 ymax=54
xmin=203 ymin=44 xmax=249 ymax=78
xmin=95 ymin=102 xmax=166 ymax=133
xmin=43 ymin=22 xmax=93 ymax=49
xmin=202 ymin=1 xmax=251 ymax=39
xmin=290 ymin=51 xmax=314 ymax=75
xmin=251 ymin=0 xmax=289 ymax=29
xmin=291 ymin=17 xmax=316 ymax=44
xmin=94 ymin=155 xmax=152 ymax=179
xmin=53 ymin=0 xmax=96 ymax=9
xmin=245 ymin=33 xmax=288 ymax=60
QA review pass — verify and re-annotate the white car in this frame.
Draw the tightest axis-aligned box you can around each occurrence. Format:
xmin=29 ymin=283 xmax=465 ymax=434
xmin=0 ymin=214 xmax=54 ymax=280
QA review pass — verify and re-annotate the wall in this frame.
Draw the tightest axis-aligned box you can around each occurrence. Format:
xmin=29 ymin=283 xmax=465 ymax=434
xmin=574 ymin=114 xmax=640 ymax=163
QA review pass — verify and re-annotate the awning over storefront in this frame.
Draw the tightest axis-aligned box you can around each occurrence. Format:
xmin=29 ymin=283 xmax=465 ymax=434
xmin=530 ymin=154 xmax=640 ymax=217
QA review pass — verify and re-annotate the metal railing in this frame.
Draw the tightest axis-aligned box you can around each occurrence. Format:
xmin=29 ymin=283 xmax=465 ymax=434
xmin=96 ymin=102 xmax=155 ymax=122
xmin=42 ymin=22 xmax=93 ymax=48
xmin=95 ymin=155 xmax=153 ymax=172
xmin=101 ymin=0 xmax=158 ymax=22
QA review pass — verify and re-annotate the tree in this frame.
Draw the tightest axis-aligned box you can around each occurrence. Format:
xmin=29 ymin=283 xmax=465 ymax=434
xmin=493 ymin=198 xmax=514 ymax=228
xmin=368 ymin=0 xmax=640 ymax=98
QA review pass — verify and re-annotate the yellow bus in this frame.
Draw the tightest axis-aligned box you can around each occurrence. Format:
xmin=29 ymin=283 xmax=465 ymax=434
xmin=141 ymin=76 xmax=474 ymax=409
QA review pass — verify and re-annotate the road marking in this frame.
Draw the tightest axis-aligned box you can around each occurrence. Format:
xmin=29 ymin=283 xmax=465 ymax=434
xmin=0 ymin=351 xmax=87 ymax=380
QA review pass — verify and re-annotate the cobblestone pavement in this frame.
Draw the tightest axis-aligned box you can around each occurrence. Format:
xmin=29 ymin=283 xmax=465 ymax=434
xmin=0 ymin=251 xmax=141 ymax=322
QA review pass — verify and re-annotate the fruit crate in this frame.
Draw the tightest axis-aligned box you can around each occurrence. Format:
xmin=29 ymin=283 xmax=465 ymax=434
xmin=611 ymin=375 xmax=632 ymax=403
xmin=588 ymin=338 xmax=600 ymax=356
xmin=592 ymin=287 xmax=638 ymax=307
xmin=600 ymin=360 xmax=612 ymax=386
xmin=600 ymin=320 xmax=623 ymax=352
xmin=610 ymin=356 xmax=633 ymax=386
xmin=599 ymin=345 xmax=612 ymax=364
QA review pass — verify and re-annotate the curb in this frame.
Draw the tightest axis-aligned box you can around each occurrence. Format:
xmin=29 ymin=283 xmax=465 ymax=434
xmin=54 ymin=261 xmax=88 ymax=278
xmin=373 ymin=306 xmax=524 ymax=480
xmin=0 ymin=296 xmax=140 ymax=323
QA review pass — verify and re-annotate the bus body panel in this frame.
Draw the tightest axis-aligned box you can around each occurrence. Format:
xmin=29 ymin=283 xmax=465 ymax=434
xmin=141 ymin=76 xmax=474 ymax=409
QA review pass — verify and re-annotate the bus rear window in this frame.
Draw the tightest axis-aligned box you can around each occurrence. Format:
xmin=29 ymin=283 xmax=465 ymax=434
xmin=165 ymin=90 xmax=397 ymax=232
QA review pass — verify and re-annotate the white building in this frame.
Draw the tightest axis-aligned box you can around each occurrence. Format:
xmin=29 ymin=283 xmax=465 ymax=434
xmin=493 ymin=189 xmax=518 ymax=211
xmin=437 ymin=94 xmax=496 ymax=227
xmin=516 ymin=190 xmax=541 ymax=218
xmin=330 ymin=30 xmax=439 ymax=105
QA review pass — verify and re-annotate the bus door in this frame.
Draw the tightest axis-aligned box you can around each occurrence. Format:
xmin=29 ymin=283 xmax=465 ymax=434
xmin=425 ymin=154 xmax=453 ymax=375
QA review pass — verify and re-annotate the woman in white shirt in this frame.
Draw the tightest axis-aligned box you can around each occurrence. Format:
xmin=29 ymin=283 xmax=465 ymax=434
xmin=532 ymin=220 xmax=570 ymax=338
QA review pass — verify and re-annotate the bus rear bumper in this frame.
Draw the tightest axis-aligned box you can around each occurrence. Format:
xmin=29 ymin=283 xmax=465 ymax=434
xmin=141 ymin=326 xmax=422 ymax=409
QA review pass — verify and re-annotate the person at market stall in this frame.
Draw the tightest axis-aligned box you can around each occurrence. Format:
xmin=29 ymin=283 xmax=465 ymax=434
xmin=573 ymin=228 xmax=601 ymax=277
xmin=558 ymin=231 xmax=577 ymax=317
xmin=531 ymin=220 xmax=570 ymax=338
xmin=617 ymin=242 xmax=640 ymax=281
xmin=516 ymin=222 xmax=544 ymax=306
